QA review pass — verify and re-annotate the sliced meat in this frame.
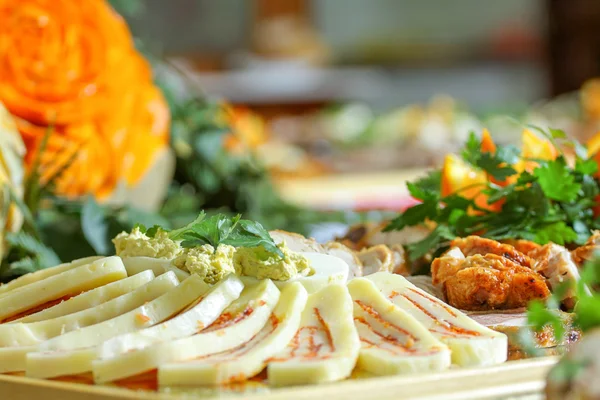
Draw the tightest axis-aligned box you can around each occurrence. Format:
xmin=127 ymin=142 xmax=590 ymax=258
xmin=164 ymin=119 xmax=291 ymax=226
xmin=389 ymin=244 xmax=409 ymax=276
xmin=337 ymin=222 xmax=431 ymax=250
xmin=322 ymin=242 xmax=363 ymax=279
xmin=530 ymin=243 xmax=587 ymax=310
xmin=571 ymin=230 xmax=600 ymax=268
xmin=357 ymin=245 xmax=394 ymax=276
xmin=269 ymin=230 xmax=324 ymax=253
xmin=270 ymin=230 xmax=364 ymax=280
xmin=432 ymin=252 xmax=550 ymax=311
xmin=451 ymin=236 xmax=534 ymax=268
xmin=367 ymin=223 xmax=431 ymax=247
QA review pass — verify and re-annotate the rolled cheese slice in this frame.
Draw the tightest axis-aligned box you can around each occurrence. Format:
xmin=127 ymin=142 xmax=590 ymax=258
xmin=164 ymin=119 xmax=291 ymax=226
xmin=267 ymin=283 xmax=360 ymax=386
xmin=366 ymin=272 xmax=507 ymax=367
xmin=121 ymin=256 xmax=190 ymax=281
xmin=159 ymin=282 xmax=307 ymax=386
xmin=347 ymin=278 xmax=451 ymax=376
xmin=37 ymin=271 xmax=190 ymax=351
xmin=97 ymin=274 xmax=244 ymax=358
xmin=0 ymin=271 xmax=162 ymax=347
xmin=16 ymin=270 xmax=155 ymax=323
xmin=0 ymin=256 xmax=103 ymax=298
xmin=0 ymin=256 xmax=127 ymax=321
xmin=241 ymin=253 xmax=349 ymax=294
xmin=95 ymin=279 xmax=280 ymax=384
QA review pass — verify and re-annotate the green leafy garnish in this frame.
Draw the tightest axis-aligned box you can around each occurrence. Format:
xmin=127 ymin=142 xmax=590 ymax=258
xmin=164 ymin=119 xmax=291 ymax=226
xmin=386 ymin=127 xmax=600 ymax=261
xmin=0 ymin=232 xmax=61 ymax=282
xmin=145 ymin=212 xmax=284 ymax=258
xmin=524 ymin=254 xmax=600 ymax=381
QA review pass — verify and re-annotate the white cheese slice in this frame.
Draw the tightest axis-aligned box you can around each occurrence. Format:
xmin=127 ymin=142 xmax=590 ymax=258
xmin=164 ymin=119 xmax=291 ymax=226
xmin=0 ymin=256 xmax=103 ymax=298
xmin=121 ymin=256 xmax=190 ymax=281
xmin=37 ymin=271 xmax=192 ymax=351
xmin=0 ymin=346 xmax=35 ymax=373
xmin=94 ymin=279 xmax=280 ymax=384
xmin=158 ymin=282 xmax=307 ymax=386
xmin=0 ymin=271 xmax=170 ymax=347
xmin=267 ymin=283 xmax=360 ymax=386
xmin=347 ymin=278 xmax=451 ymax=376
xmin=97 ymin=274 xmax=243 ymax=358
xmin=241 ymin=253 xmax=349 ymax=294
xmin=15 ymin=270 xmax=155 ymax=323
xmin=366 ymin=272 xmax=507 ymax=367
xmin=0 ymin=256 xmax=127 ymax=321
xmin=27 ymin=348 xmax=96 ymax=379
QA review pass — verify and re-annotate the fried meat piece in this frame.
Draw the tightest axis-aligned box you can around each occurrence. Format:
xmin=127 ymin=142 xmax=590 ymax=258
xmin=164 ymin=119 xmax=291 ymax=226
xmin=432 ymin=251 xmax=550 ymax=311
xmin=357 ymin=245 xmax=394 ymax=276
xmin=451 ymin=236 xmax=534 ymax=268
xmin=501 ymin=239 xmax=542 ymax=256
xmin=530 ymin=243 xmax=585 ymax=309
xmin=338 ymin=222 xmax=431 ymax=250
xmin=571 ymin=230 xmax=600 ymax=267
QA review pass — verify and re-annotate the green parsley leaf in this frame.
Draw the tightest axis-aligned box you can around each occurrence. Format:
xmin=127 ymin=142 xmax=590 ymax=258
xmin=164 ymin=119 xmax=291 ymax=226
xmin=476 ymin=152 xmax=516 ymax=180
xmin=223 ymin=219 xmax=284 ymax=258
xmin=526 ymin=300 xmax=565 ymax=342
xmin=461 ymin=132 xmax=481 ymax=166
xmin=168 ymin=211 xmax=206 ymax=240
xmin=534 ymin=158 xmax=581 ymax=202
xmin=574 ymin=295 xmax=600 ymax=332
xmin=548 ymin=127 xmax=568 ymax=139
xmin=576 ymin=158 xmax=598 ymax=175
xmin=406 ymin=225 xmax=455 ymax=261
xmin=411 ymin=170 xmax=442 ymax=196
xmin=384 ymin=202 xmax=437 ymax=232
xmin=174 ymin=212 xmax=284 ymax=258
xmin=534 ymin=222 xmax=578 ymax=245
xmin=81 ymin=197 xmax=109 ymax=255
xmin=495 ymin=145 xmax=521 ymax=165
xmin=407 ymin=181 xmax=437 ymax=202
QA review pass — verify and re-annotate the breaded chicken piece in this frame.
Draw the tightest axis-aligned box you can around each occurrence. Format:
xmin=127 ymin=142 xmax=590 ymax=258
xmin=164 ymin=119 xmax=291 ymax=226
xmin=451 ymin=236 xmax=534 ymax=268
xmin=432 ymin=251 xmax=550 ymax=311
xmin=571 ymin=230 xmax=600 ymax=268
xmin=501 ymin=239 xmax=542 ymax=256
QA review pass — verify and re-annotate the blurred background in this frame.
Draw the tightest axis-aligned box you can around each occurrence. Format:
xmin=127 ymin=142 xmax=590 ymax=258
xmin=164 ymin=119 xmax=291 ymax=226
xmin=112 ymin=0 xmax=600 ymax=211
xmin=5 ymin=0 xmax=600 ymax=267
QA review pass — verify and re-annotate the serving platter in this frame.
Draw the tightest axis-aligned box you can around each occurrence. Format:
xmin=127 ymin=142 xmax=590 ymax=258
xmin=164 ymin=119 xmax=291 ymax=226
xmin=0 ymin=356 xmax=556 ymax=400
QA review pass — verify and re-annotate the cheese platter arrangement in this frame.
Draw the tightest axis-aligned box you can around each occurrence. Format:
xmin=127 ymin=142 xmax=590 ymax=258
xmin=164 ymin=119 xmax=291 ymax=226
xmin=4 ymin=125 xmax=600 ymax=400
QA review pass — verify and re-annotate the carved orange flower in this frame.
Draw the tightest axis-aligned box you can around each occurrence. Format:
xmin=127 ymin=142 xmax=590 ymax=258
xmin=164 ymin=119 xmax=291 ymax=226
xmin=0 ymin=0 xmax=170 ymax=199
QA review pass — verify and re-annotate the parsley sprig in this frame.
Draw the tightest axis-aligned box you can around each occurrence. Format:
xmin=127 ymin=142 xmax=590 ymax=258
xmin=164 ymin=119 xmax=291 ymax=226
xmin=136 ymin=211 xmax=284 ymax=258
xmin=385 ymin=127 xmax=600 ymax=261
xmin=523 ymin=253 xmax=600 ymax=382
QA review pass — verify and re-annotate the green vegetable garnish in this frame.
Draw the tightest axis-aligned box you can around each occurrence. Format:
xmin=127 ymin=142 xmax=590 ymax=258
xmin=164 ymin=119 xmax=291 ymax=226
xmin=136 ymin=212 xmax=284 ymax=258
xmin=385 ymin=127 xmax=600 ymax=261
xmin=524 ymin=253 xmax=600 ymax=380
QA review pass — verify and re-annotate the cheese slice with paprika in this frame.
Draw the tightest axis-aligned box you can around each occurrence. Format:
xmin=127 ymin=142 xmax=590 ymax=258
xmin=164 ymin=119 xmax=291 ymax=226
xmin=93 ymin=279 xmax=280 ymax=383
xmin=97 ymin=274 xmax=243 ymax=359
xmin=348 ymin=278 xmax=451 ymax=376
xmin=158 ymin=282 xmax=307 ymax=386
xmin=267 ymin=283 xmax=360 ymax=386
xmin=366 ymin=272 xmax=507 ymax=366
